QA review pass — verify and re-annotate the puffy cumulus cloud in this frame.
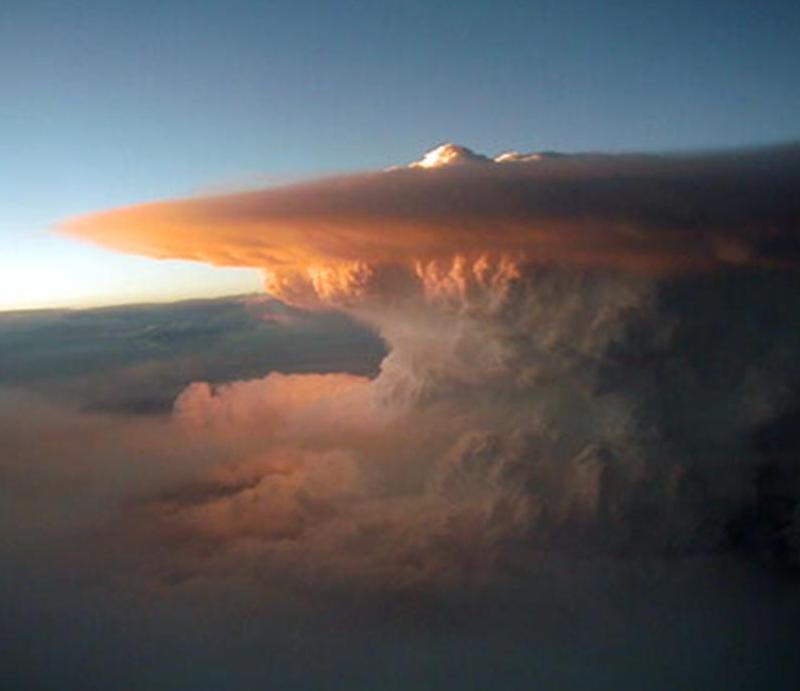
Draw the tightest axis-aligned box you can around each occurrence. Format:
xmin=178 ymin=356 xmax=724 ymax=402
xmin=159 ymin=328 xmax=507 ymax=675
xmin=407 ymin=142 xmax=561 ymax=168
xmin=4 ymin=381 xmax=800 ymax=689
xmin=407 ymin=143 xmax=493 ymax=168
xmin=116 ymin=269 xmax=800 ymax=596
xmin=62 ymin=143 xmax=800 ymax=307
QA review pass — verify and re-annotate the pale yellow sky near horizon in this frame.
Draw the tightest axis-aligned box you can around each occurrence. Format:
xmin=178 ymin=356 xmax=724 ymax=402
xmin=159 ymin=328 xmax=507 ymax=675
xmin=0 ymin=234 xmax=262 ymax=313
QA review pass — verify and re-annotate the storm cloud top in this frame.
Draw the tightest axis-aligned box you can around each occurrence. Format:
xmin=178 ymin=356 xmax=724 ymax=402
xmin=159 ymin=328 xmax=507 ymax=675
xmin=63 ymin=143 xmax=800 ymax=305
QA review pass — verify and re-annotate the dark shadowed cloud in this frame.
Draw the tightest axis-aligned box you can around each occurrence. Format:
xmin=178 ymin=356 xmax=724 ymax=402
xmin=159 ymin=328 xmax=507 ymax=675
xmin=0 ymin=295 xmax=384 ymax=412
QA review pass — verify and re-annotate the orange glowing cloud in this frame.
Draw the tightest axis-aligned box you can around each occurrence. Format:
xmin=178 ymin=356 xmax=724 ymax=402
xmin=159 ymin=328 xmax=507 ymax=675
xmin=61 ymin=143 xmax=800 ymax=305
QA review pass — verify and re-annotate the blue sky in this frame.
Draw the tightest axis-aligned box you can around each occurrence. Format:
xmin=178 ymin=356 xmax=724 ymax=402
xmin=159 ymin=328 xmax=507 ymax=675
xmin=2 ymin=0 xmax=799 ymax=310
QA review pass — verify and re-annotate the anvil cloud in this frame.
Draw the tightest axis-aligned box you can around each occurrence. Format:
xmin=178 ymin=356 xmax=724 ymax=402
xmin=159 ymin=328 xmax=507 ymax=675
xmin=63 ymin=143 xmax=800 ymax=306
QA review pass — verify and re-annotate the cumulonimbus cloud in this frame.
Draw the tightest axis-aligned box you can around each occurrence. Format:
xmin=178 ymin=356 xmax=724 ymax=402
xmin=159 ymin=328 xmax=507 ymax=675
xmin=49 ymin=143 xmax=800 ymax=594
